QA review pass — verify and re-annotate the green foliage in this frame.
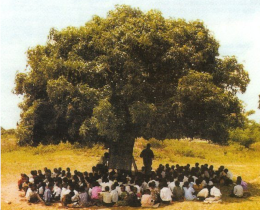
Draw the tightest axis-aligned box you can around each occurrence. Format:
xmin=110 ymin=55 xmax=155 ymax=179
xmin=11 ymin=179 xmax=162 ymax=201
xmin=14 ymin=5 xmax=249 ymax=146
xmin=1 ymin=127 xmax=16 ymax=136
xmin=229 ymin=114 xmax=260 ymax=148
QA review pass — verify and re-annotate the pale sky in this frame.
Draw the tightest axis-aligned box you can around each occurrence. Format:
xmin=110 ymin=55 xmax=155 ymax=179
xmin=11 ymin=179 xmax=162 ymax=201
xmin=1 ymin=0 xmax=260 ymax=129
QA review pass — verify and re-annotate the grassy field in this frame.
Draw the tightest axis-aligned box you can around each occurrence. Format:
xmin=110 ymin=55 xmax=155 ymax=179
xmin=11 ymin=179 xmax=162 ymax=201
xmin=1 ymin=135 xmax=260 ymax=210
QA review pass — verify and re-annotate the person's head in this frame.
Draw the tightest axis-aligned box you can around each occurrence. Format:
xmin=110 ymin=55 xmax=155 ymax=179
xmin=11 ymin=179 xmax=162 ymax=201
xmin=121 ymin=185 xmax=126 ymax=192
xmin=237 ymin=176 xmax=242 ymax=182
xmin=74 ymin=170 xmax=78 ymax=175
xmin=149 ymin=181 xmax=156 ymax=188
xmin=79 ymin=186 xmax=85 ymax=193
xmin=67 ymin=172 xmax=71 ymax=178
xmin=236 ymin=179 xmax=241 ymax=185
xmin=111 ymin=184 xmax=115 ymax=190
xmin=105 ymin=186 xmax=109 ymax=192
xmin=66 ymin=167 xmax=70 ymax=172
xmin=144 ymin=189 xmax=151 ymax=195
xmin=175 ymin=180 xmax=180 ymax=187
xmin=147 ymin=143 xmax=151 ymax=149
xmin=195 ymin=179 xmax=201 ymax=186
xmin=133 ymin=187 xmax=137 ymax=193
xmin=188 ymin=177 xmax=194 ymax=183
xmin=183 ymin=181 xmax=189 ymax=188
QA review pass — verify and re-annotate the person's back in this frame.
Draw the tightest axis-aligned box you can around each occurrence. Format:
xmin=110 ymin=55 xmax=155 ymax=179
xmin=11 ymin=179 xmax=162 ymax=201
xmin=140 ymin=148 xmax=154 ymax=162
xmin=234 ymin=184 xmax=243 ymax=197
xmin=160 ymin=183 xmax=172 ymax=204
xmin=44 ymin=186 xmax=52 ymax=204
xmin=128 ymin=187 xmax=141 ymax=207
xmin=172 ymin=186 xmax=184 ymax=201
xmin=141 ymin=189 xmax=154 ymax=207
xmin=197 ymin=187 xmax=209 ymax=201
xmin=78 ymin=191 xmax=88 ymax=207
xmin=102 ymin=188 xmax=113 ymax=207
xmin=183 ymin=182 xmax=196 ymax=201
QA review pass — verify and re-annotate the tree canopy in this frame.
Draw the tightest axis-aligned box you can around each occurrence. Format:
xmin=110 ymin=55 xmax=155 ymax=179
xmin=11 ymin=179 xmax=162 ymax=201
xmin=14 ymin=5 xmax=249 ymax=147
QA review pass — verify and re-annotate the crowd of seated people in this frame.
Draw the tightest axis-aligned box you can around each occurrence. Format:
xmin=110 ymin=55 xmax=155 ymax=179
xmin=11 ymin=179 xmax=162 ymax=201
xmin=18 ymin=163 xmax=249 ymax=207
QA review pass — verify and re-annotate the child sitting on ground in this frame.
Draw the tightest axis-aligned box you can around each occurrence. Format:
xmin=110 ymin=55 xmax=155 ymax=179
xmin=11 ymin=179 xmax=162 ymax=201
xmin=117 ymin=185 xmax=129 ymax=206
xmin=100 ymin=186 xmax=113 ymax=207
xmin=204 ymin=185 xmax=222 ymax=203
xmin=172 ymin=181 xmax=184 ymax=201
xmin=160 ymin=182 xmax=172 ymax=205
xmin=230 ymin=179 xmax=243 ymax=198
xmin=197 ymin=186 xmax=210 ymax=201
xmin=141 ymin=189 xmax=154 ymax=207
xmin=26 ymin=183 xmax=43 ymax=203
xmin=183 ymin=181 xmax=196 ymax=201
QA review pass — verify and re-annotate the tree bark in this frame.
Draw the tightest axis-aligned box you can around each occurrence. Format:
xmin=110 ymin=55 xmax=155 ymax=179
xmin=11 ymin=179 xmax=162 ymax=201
xmin=108 ymin=138 xmax=135 ymax=171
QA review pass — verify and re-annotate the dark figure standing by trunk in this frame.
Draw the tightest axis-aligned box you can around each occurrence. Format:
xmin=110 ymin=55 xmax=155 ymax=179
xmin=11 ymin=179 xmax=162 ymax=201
xmin=140 ymin=144 xmax=154 ymax=175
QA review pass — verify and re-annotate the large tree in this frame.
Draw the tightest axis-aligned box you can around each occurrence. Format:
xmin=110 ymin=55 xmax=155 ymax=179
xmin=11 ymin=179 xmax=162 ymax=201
xmin=14 ymin=5 xmax=249 ymax=169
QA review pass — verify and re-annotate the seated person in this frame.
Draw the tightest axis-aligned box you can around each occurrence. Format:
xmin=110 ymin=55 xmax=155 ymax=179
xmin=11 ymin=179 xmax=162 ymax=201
xmin=197 ymin=186 xmax=210 ymax=201
xmin=230 ymin=180 xmax=243 ymax=198
xmin=117 ymin=185 xmax=129 ymax=206
xmin=172 ymin=181 xmax=184 ymax=201
xmin=44 ymin=184 xmax=53 ymax=206
xmin=91 ymin=181 xmax=102 ymax=205
xmin=149 ymin=181 xmax=160 ymax=204
xmin=26 ymin=183 xmax=43 ymax=203
xmin=128 ymin=186 xmax=141 ymax=207
xmin=100 ymin=186 xmax=113 ymax=207
xmin=204 ymin=185 xmax=222 ymax=203
xmin=141 ymin=189 xmax=154 ymax=207
xmin=18 ymin=174 xmax=27 ymax=191
xmin=160 ymin=182 xmax=172 ymax=204
xmin=110 ymin=184 xmax=118 ymax=204
xmin=193 ymin=179 xmax=203 ymax=195
xmin=183 ymin=181 xmax=196 ymax=201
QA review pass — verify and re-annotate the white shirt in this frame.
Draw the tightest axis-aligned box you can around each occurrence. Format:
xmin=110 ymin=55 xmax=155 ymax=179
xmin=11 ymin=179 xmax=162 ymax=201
xmin=101 ymin=192 xmax=112 ymax=203
xmin=183 ymin=187 xmax=196 ymax=200
xmin=88 ymin=188 xmax=92 ymax=197
xmin=54 ymin=187 xmax=61 ymax=197
xmin=100 ymin=182 xmax=111 ymax=192
xmin=134 ymin=185 xmax=141 ymax=193
xmin=110 ymin=189 xmax=118 ymax=202
xmin=38 ymin=186 xmax=44 ymax=195
xmin=227 ymin=171 xmax=233 ymax=179
xmin=201 ymin=180 xmax=207 ymax=187
xmin=116 ymin=186 xmax=122 ymax=196
xmin=234 ymin=185 xmax=243 ymax=197
xmin=168 ymin=182 xmax=175 ymax=191
xmin=183 ymin=176 xmax=188 ymax=183
xmin=71 ymin=190 xmax=79 ymax=202
xmin=179 ymin=182 xmax=184 ymax=188
xmin=197 ymin=188 xmax=209 ymax=198
xmin=60 ymin=187 xmax=67 ymax=201
xmin=210 ymin=186 xmax=222 ymax=197
xmin=25 ymin=188 xmax=34 ymax=200
xmin=192 ymin=176 xmax=198 ymax=182
xmin=160 ymin=187 xmax=172 ymax=201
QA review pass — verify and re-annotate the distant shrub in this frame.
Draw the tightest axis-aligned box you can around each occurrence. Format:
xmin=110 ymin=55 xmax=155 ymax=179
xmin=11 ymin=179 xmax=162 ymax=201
xmin=148 ymin=138 xmax=164 ymax=148
xmin=229 ymin=121 xmax=260 ymax=148
xmin=1 ymin=127 xmax=16 ymax=136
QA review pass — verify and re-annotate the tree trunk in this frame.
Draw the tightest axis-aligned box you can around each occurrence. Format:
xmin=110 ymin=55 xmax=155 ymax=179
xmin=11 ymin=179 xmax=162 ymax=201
xmin=108 ymin=138 xmax=135 ymax=171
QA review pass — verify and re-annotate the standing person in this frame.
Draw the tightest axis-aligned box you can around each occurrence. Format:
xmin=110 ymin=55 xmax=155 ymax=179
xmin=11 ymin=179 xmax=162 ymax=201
xmin=140 ymin=144 xmax=154 ymax=175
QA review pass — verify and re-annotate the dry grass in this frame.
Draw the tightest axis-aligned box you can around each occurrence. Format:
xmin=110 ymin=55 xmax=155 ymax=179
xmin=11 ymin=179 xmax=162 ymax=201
xmin=1 ymin=136 xmax=260 ymax=210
